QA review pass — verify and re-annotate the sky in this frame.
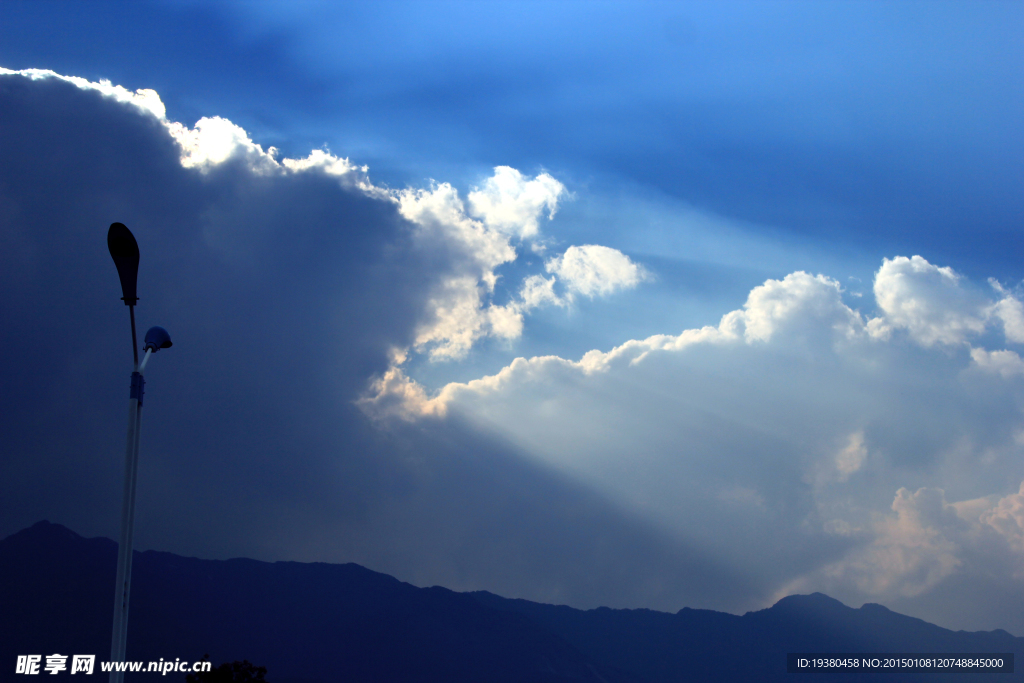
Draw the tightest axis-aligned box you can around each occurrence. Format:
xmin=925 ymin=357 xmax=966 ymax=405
xmin=2 ymin=0 xmax=1023 ymax=637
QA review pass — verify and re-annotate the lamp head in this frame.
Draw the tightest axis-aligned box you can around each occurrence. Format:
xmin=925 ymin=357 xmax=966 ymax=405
xmin=107 ymin=222 xmax=140 ymax=306
xmin=143 ymin=326 xmax=172 ymax=352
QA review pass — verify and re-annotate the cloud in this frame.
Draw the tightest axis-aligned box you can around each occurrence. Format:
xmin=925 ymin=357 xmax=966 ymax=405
xmin=361 ymin=260 xmax=1024 ymax=420
xmin=981 ymin=481 xmax=1024 ymax=557
xmin=168 ymin=116 xmax=279 ymax=173
xmin=2 ymin=62 xmax=611 ymax=364
xmin=518 ymin=274 xmax=563 ymax=310
xmin=5 ymin=65 xmax=1024 ymax=634
xmin=0 ymin=66 xmax=167 ymax=119
xmin=281 ymin=148 xmax=366 ymax=178
xmin=361 ymin=254 xmax=1024 ymax=631
xmin=382 ymin=175 xmax=643 ymax=359
xmin=508 ymin=245 xmax=648 ymax=314
xmin=829 ymin=487 xmax=966 ymax=598
xmin=0 ymin=66 xmax=758 ymax=627
xmin=788 ymin=481 xmax=1024 ymax=604
xmin=0 ymin=67 xmax=428 ymax=553
xmin=869 ymin=255 xmax=990 ymax=346
xmin=364 ymin=268 xmax=868 ymax=420
xmin=544 ymin=244 xmax=647 ymax=299
xmin=834 ymin=431 xmax=868 ymax=480
xmin=1 ymin=68 xmax=641 ymax=368
xmin=466 ymin=166 xmax=565 ymax=240
xmin=4 ymin=68 xmax=727 ymax=617
xmin=392 ymin=179 xmax=529 ymax=359
xmin=721 ymin=270 xmax=861 ymax=344
xmin=359 ymin=366 xmax=447 ymax=422
xmin=970 ymin=347 xmax=1024 ymax=378
xmin=989 ymin=282 xmax=1024 ymax=343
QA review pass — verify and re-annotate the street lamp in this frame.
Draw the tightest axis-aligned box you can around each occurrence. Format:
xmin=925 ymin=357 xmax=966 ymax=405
xmin=106 ymin=222 xmax=172 ymax=683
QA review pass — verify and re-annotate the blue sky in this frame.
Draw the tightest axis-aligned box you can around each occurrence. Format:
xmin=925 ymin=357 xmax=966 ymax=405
xmin=3 ymin=0 xmax=1024 ymax=636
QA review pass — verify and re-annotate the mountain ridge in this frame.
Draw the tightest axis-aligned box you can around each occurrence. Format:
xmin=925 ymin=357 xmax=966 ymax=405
xmin=2 ymin=521 xmax=1019 ymax=682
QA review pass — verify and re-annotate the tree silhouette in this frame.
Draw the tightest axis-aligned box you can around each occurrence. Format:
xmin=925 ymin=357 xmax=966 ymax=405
xmin=185 ymin=655 xmax=267 ymax=682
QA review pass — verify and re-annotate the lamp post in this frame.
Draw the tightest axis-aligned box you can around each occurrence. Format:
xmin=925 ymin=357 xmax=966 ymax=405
xmin=107 ymin=223 xmax=172 ymax=682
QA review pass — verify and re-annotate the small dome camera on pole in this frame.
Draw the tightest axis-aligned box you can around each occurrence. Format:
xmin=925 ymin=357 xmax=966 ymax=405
xmin=144 ymin=326 xmax=172 ymax=352
xmin=140 ymin=326 xmax=172 ymax=372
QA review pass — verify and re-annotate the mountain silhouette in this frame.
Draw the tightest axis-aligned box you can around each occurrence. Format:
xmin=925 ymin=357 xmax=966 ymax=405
xmin=2 ymin=521 xmax=1019 ymax=682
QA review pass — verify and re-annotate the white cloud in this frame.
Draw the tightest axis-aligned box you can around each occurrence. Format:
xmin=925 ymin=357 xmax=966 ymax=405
xmin=970 ymin=347 xmax=1024 ymax=378
xmin=167 ymin=116 xmax=279 ymax=173
xmin=835 ymin=431 xmax=868 ymax=480
xmin=282 ymin=148 xmax=361 ymax=176
xmin=466 ymin=166 xmax=565 ymax=240
xmin=361 ymin=256 xmax=1024 ymax=630
xmin=0 ymin=67 xmax=167 ymax=119
xmin=358 ymin=366 xmax=447 ymax=422
xmin=393 ymin=181 xmax=522 ymax=359
xmin=981 ymin=481 xmax=1024 ymax=556
xmin=361 ymin=268 xmax=878 ymax=430
xmin=870 ymin=255 xmax=990 ymax=346
xmin=1 ymin=67 xmax=376 ymax=183
xmin=3 ymin=67 xmax=279 ymax=173
xmin=510 ymin=245 xmax=648 ymax=315
xmin=794 ymin=481 xmax=1024 ymax=601
xmin=720 ymin=271 xmax=862 ymax=343
xmin=545 ymin=244 xmax=646 ymax=299
xmin=361 ymin=268 xmax=869 ymax=419
xmin=412 ymin=276 xmax=500 ymax=359
xmin=518 ymin=274 xmax=564 ymax=310
xmin=396 ymin=182 xmax=516 ymax=274
xmin=391 ymin=174 xmax=648 ymax=359
xmin=989 ymin=289 xmax=1024 ymax=343
xmin=835 ymin=487 xmax=965 ymax=598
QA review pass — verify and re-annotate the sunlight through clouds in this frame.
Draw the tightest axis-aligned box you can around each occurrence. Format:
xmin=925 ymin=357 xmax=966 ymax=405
xmin=5 ymin=58 xmax=1024 ymax=636
xmin=360 ymin=254 xmax=1024 ymax=619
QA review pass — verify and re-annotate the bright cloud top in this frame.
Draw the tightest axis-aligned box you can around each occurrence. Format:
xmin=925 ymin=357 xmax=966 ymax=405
xmin=365 ymin=260 xmax=1024 ymax=417
xmin=0 ymin=68 xmax=371 ymax=186
xmin=466 ymin=166 xmax=565 ymax=240
xmin=871 ymin=256 xmax=990 ymax=346
xmin=2 ymin=67 xmax=643 ymax=365
xmin=0 ymin=67 xmax=168 ymax=119
xmin=392 ymin=178 xmax=643 ymax=360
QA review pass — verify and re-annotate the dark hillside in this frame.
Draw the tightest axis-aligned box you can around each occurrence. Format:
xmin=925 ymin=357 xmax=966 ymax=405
xmin=2 ymin=522 xmax=1020 ymax=682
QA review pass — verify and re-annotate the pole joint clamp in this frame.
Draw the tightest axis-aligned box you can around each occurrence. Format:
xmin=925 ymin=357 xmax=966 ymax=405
xmin=130 ymin=371 xmax=145 ymax=407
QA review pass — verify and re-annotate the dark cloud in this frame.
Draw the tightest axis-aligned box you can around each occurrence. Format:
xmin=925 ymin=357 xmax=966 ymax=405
xmin=0 ymin=71 xmax=415 ymax=540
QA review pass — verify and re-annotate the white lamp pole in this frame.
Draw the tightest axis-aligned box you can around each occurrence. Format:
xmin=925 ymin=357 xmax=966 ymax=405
xmin=107 ymin=223 xmax=172 ymax=683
